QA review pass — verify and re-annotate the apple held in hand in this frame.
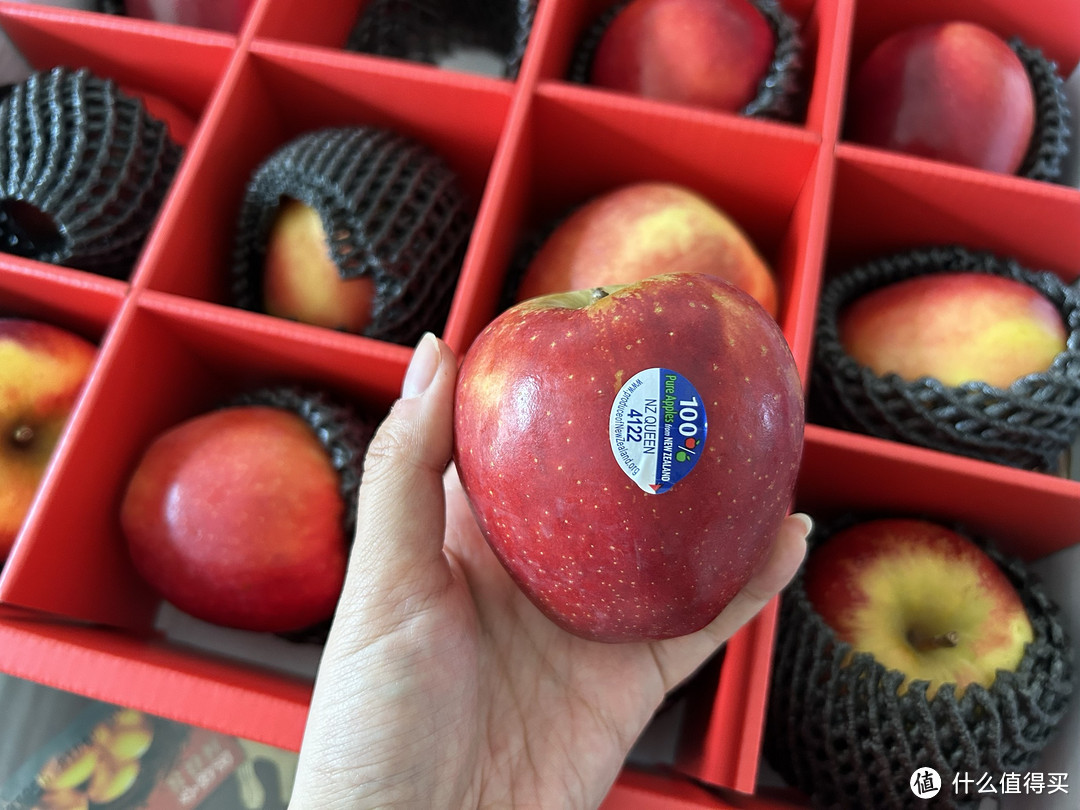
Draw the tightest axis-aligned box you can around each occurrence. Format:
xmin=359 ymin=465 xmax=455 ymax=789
xmin=839 ymin=272 xmax=1067 ymax=389
xmin=455 ymin=272 xmax=804 ymax=642
xmin=516 ymin=182 xmax=779 ymax=317
xmin=262 ymin=197 xmax=377 ymax=333
xmin=590 ymin=0 xmax=777 ymax=113
xmin=120 ymin=405 xmax=350 ymax=633
xmin=803 ymin=518 xmax=1034 ymax=699
xmin=0 ymin=318 xmax=96 ymax=559
xmin=846 ymin=21 xmax=1036 ymax=174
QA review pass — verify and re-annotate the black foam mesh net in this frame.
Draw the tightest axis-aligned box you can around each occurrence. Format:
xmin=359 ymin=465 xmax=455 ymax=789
xmin=811 ymin=245 xmax=1080 ymax=472
xmin=0 ymin=66 xmax=183 ymax=279
xmin=346 ymin=0 xmax=535 ymax=79
xmin=224 ymin=385 xmax=376 ymax=644
xmin=93 ymin=0 xmax=126 ymax=14
xmin=765 ymin=515 xmax=1074 ymax=810
xmin=231 ymin=125 xmax=472 ymax=347
xmin=567 ymin=0 xmax=805 ymax=121
xmin=1011 ymin=37 xmax=1070 ymax=183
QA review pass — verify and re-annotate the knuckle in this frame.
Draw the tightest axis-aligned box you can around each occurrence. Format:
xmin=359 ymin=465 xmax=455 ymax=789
xmin=361 ymin=406 xmax=418 ymax=480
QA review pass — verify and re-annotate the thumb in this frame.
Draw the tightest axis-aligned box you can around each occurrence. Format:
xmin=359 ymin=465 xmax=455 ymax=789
xmin=335 ymin=332 xmax=458 ymax=625
xmin=291 ymin=334 xmax=460 ymax=810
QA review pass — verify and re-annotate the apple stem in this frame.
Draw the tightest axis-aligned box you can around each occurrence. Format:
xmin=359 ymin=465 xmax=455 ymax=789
xmin=11 ymin=424 xmax=34 ymax=448
xmin=908 ymin=629 xmax=960 ymax=652
xmin=590 ymin=287 xmax=610 ymax=302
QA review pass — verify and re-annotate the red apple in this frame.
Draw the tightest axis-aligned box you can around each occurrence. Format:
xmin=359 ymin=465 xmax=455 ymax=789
xmin=803 ymin=518 xmax=1034 ymax=698
xmin=589 ymin=0 xmax=776 ymax=113
xmin=839 ymin=272 xmax=1067 ymax=388
xmin=0 ymin=318 xmax=96 ymax=559
xmin=454 ymin=272 xmax=804 ymax=642
xmin=516 ymin=182 xmax=779 ymax=318
xmin=261 ymin=198 xmax=377 ymax=334
xmin=846 ymin=21 xmax=1036 ymax=174
xmin=119 ymin=405 xmax=349 ymax=633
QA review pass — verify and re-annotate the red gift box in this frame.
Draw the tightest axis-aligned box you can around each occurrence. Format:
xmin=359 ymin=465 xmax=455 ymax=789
xmin=0 ymin=0 xmax=1076 ymax=807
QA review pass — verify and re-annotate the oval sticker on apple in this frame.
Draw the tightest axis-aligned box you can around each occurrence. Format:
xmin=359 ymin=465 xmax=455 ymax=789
xmin=609 ymin=368 xmax=708 ymax=494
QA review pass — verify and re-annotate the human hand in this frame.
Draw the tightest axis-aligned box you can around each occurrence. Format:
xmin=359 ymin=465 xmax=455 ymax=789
xmin=289 ymin=333 xmax=812 ymax=810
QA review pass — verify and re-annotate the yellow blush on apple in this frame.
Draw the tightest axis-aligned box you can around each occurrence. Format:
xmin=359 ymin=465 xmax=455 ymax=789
xmin=515 ymin=182 xmax=778 ymax=317
xmin=0 ymin=319 xmax=97 ymax=558
xmin=839 ymin=272 xmax=1067 ymax=388
xmin=803 ymin=518 xmax=1033 ymax=699
xmin=262 ymin=197 xmax=376 ymax=334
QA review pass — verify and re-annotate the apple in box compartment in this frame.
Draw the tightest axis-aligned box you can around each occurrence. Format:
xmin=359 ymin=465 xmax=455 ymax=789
xmin=0 ymin=266 xmax=117 ymax=561
xmin=564 ymin=0 xmax=805 ymax=122
xmin=119 ymin=385 xmax=375 ymax=637
xmin=510 ymin=181 xmax=781 ymax=317
xmin=812 ymin=244 xmax=1080 ymax=472
xmin=764 ymin=513 xmax=1073 ymax=809
xmin=844 ymin=21 xmax=1069 ymax=179
xmin=491 ymin=86 xmax=821 ymax=340
xmin=0 ymin=6 xmax=229 ymax=277
xmin=0 ymin=295 xmax=398 ymax=635
xmin=142 ymin=45 xmax=506 ymax=318
xmin=842 ymin=0 xmax=1078 ymax=178
xmin=230 ymin=124 xmax=474 ymax=348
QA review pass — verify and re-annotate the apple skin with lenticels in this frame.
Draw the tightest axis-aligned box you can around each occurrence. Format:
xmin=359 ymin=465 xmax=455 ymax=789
xmin=839 ymin=272 xmax=1067 ymax=389
xmin=845 ymin=21 xmax=1037 ymax=174
xmin=454 ymin=272 xmax=804 ymax=642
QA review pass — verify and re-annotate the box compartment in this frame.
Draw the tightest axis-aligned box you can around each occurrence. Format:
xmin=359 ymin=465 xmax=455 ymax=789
xmin=1 ymin=292 xmax=398 ymax=630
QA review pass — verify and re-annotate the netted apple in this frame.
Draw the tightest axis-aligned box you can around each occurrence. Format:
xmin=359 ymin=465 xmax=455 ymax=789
xmin=839 ymin=271 xmax=1067 ymax=389
xmin=590 ymin=0 xmax=778 ymax=113
xmin=802 ymin=518 xmax=1034 ymax=698
xmin=846 ymin=21 xmax=1037 ymax=174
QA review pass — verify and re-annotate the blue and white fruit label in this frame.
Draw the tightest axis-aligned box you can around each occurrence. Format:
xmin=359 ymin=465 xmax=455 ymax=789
xmin=609 ymin=368 xmax=708 ymax=494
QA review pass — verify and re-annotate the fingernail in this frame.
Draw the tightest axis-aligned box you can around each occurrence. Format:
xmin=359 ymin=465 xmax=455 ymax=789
xmin=791 ymin=512 xmax=814 ymax=539
xmin=402 ymin=332 xmax=441 ymax=399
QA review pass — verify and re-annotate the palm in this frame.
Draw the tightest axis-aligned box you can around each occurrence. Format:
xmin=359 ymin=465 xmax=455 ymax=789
xmin=439 ymin=468 xmax=677 ymax=808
